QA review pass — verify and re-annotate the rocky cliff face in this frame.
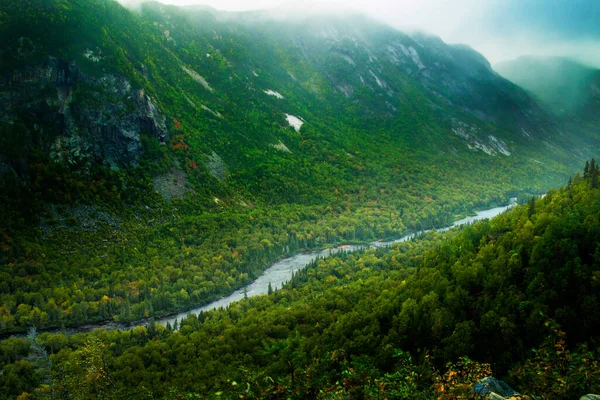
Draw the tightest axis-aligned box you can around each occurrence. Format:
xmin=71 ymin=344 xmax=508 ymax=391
xmin=1 ymin=56 xmax=168 ymax=171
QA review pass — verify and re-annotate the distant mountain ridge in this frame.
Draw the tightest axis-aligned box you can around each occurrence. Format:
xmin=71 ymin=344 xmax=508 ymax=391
xmin=495 ymin=56 xmax=600 ymax=115
xmin=495 ymin=56 xmax=600 ymax=156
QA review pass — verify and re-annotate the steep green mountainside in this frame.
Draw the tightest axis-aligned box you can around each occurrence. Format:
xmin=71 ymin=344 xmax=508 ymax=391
xmin=496 ymin=56 xmax=600 ymax=151
xmin=2 ymin=162 xmax=599 ymax=399
xmin=0 ymin=0 xmax=598 ymax=333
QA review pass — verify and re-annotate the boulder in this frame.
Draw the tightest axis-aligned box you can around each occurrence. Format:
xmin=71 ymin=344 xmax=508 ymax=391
xmin=473 ymin=377 xmax=519 ymax=398
xmin=581 ymin=395 xmax=600 ymax=400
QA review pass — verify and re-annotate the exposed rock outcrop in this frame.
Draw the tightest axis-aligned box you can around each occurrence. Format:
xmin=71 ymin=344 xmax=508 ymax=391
xmin=206 ymin=151 xmax=228 ymax=180
xmin=473 ymin=377 xmax=521 ymax=398
xmin=1 ymin=56 xmax=168 ymax=170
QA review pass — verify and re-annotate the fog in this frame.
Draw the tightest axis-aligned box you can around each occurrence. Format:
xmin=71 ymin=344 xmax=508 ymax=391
xmin=117 ymin=0 xmax=600 ymax=67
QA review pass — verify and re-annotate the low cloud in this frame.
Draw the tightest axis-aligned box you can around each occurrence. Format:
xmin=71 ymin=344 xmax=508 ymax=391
xmin=117 ymin=0 xmax=600 ymax=68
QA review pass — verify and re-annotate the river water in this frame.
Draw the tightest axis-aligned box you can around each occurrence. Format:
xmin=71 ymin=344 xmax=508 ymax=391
xmin=156 ymin=198 xmax=517 ymax=328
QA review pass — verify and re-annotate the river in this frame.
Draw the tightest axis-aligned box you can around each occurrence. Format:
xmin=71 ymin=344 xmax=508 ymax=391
xmin=156 ymin=198 xmax=517 ymax=328
xmin=4 ymin=198 xmax=517 ymax=338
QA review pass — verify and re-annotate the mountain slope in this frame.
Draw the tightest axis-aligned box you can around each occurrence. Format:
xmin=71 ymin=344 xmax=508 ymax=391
xmin=0 ymin=0 xmax=598 ymax=334
xmin=0 ymin=0 xmax=584 ymax=203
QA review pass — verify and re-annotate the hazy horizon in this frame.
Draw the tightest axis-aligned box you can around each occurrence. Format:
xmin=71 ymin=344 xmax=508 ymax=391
xmin=117 ymin=0 xmax=600 ymax=68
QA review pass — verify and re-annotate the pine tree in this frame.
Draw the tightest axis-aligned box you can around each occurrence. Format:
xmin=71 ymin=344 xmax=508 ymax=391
xmin=267 ymin=282 xmax=273 ymax=295
xmin=583 ymin=159 xmax=598 ymax=188
xmin=528 ymin=197 xmax=536 ymax=217
xmin=148 ymin=317 xmax=157 ymax=337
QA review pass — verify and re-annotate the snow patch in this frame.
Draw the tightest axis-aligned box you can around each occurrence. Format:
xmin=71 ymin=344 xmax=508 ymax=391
xmin=285 ymin=114 xmax=304 ymax=132
xmin=181 ymin=66 xmax=213 ymax=92
xmin=264 ymin=89 xmax=284 ymax=99
xmin=271 ymin=141 xmax=291 ymax=153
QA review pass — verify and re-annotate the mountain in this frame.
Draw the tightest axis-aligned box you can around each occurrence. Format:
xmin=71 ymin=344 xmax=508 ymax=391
xmin=495 ymin=56 xmax=600 ymax=152
xmin=0 ymin=0 xmax=583 ymax=201
xmin=1 ymin=1 xmax=600 ymax=398
xmin=0 ymin=0 xmax=598 ymax=336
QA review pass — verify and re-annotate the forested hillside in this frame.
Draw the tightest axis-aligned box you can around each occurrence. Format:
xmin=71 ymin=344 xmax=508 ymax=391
xmin=0 ymin=0 xmax=598 ymax=342
xmin=1 ymin=163 xmax=599 ymax=399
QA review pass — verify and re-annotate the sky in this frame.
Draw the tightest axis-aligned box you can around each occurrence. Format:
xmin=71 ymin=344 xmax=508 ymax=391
xmin=119 ymin=0 xmax=600 ymax=67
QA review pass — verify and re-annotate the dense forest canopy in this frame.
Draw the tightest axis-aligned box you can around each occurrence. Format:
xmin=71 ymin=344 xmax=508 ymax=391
xmin=1 ymin=162 xmax=599 ymax=399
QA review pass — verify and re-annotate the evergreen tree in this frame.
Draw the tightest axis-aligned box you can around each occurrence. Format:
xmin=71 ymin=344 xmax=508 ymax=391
xmin=528 ymin=197 xmax=536 ymax=217
xmin=584 ymin=159 xmax=598 ymax=188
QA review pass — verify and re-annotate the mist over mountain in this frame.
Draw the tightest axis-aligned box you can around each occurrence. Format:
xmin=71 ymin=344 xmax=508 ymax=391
xmin=496 ymin=57 xmax=600 ymax=113
xmin=496 ymin=56 xmax=600 ymax=152
xmin=131 ymin=0 xmax=600 ymax=67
